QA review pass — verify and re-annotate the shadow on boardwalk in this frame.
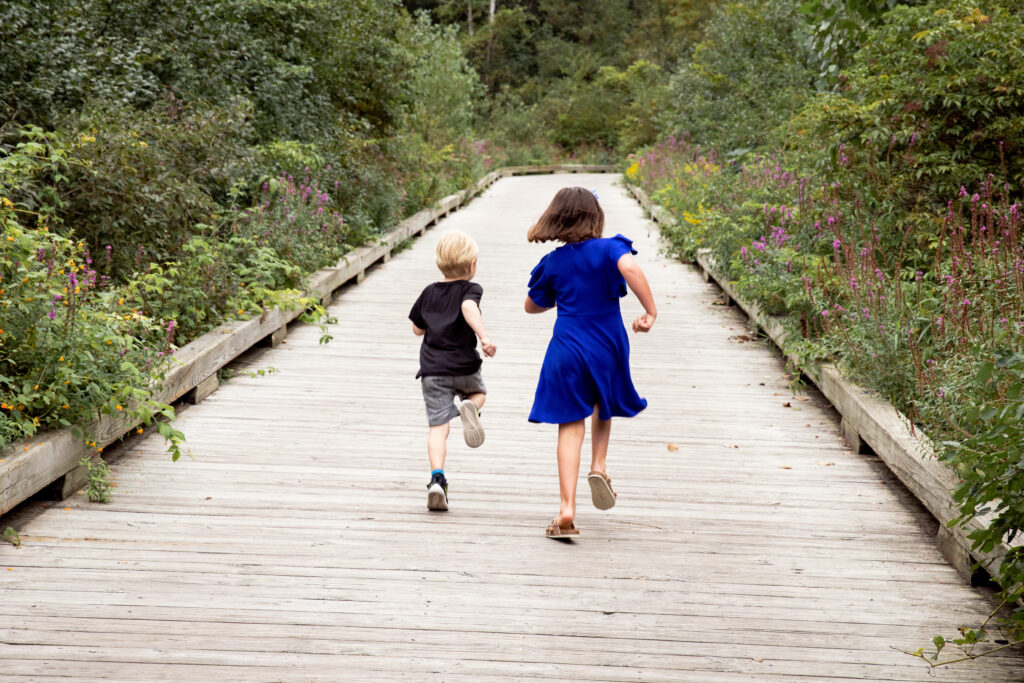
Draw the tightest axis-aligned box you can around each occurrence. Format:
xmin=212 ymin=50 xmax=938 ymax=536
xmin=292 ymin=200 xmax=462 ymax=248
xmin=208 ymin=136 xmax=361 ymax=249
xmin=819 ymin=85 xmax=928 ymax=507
xmin=2 ymin=173 xmax=1022 ymax=681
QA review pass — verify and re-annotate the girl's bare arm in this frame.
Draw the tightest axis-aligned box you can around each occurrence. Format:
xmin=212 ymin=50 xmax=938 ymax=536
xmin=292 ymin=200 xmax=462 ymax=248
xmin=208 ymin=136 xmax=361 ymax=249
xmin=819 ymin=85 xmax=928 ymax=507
xmin=412 ymin=323 xmax=425 ymax=335
xmin=617 ymin=254 xmax=657 ymax=333
xmin=461 ymin=299 xmax=496 ymax=356
xmin=524 ymin=297 xmax=551 ymax=314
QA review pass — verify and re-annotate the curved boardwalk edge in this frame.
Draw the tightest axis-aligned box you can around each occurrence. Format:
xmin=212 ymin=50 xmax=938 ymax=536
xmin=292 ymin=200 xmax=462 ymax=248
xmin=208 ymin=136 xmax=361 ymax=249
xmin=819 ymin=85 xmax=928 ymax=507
xmin=625 ymin=182 xmax=1015 ymax=585
xmin=0 ymin=165 xmax=614 ymax=518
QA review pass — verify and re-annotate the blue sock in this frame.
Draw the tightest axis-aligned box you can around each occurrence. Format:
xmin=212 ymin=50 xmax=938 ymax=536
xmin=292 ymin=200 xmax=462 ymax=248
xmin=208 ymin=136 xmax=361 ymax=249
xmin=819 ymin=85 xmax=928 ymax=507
xmin=431 ymin=469 xmax=444 ymax=478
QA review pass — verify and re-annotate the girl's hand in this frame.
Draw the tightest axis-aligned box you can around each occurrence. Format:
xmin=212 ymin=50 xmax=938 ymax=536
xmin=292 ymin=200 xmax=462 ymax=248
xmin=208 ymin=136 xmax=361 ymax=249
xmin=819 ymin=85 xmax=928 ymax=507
xmin=632 ymin=312 xmax=656 ymax=333
xmin=480 ymin=337 xmax=497 ymax=357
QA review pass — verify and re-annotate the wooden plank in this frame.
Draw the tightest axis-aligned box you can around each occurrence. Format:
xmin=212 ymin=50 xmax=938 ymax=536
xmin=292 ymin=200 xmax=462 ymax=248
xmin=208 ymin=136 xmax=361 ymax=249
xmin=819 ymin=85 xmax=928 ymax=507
xmin=3 ymin=172 xmax=1021 ymax=681
xmin=0 ymin=166 xmax=622 ymax=517
xmin=627 ymin=183 xmax=1017 ymax=584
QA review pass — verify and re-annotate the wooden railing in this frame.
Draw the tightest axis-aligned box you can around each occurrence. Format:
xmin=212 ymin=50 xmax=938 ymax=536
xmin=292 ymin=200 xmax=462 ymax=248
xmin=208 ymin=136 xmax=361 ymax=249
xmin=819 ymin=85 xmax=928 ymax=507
xmin=627 ymin=182 xmax=1016 ymax=585
xmin=0 ymin=164 xmax=614 ymax=517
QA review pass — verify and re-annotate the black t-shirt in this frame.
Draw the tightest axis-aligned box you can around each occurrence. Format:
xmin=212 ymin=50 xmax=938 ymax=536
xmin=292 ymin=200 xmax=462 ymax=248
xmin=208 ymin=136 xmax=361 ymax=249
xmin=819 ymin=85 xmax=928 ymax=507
xmin=409 ymin=280 xmax=483 ymax=378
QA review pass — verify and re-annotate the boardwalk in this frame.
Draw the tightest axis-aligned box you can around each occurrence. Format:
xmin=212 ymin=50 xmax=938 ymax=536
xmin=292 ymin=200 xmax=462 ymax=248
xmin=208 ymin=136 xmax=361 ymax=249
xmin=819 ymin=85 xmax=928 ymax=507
xmin=2 ymin=173 xmax=1023 ymax=681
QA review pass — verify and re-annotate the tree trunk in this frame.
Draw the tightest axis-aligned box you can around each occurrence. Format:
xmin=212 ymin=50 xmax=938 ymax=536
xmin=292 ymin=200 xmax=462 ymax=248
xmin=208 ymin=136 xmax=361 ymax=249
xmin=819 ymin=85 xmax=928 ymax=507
xmin=467 ymin=1 xmax=474 ymax=36
xmin=489 ymin=0 xmax=495 ymax=23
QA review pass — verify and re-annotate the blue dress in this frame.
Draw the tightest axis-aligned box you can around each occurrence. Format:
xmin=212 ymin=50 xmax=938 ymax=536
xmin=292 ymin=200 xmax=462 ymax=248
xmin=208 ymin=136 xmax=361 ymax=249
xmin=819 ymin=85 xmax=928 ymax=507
xmin=528 ymin=234 xmax=648 ymax=424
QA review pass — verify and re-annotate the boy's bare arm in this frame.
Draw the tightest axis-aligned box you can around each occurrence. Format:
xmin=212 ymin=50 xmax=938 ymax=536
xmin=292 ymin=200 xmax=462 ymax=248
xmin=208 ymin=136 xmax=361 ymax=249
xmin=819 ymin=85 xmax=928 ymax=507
xmin=524 ymin=297 xmax=551 ymax=314
xmin=617 ymin=254 xmax=657 ymax=333
xmin=460 ymin=299 xmax=496 ymax=357
xmin=412 ymin=323 xmax=425 ymax=336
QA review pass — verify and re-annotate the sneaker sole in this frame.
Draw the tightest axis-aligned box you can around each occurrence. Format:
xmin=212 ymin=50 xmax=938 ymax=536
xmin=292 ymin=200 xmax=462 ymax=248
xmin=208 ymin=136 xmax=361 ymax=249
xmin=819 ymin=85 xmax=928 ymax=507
xmin=457 ymin=400 xmax=485 ymax=448
xmin=427 ymin=487 xmax=448 ymax=512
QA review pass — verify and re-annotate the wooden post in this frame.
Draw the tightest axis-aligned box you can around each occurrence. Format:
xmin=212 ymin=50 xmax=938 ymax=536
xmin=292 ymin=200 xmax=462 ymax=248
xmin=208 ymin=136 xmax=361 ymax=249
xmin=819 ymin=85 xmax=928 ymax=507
xmin=270 ymin=324 xmax=287 ymax=348
xmin=356 ymin=269 xmax=366 ymax=284
xmin=187 ymin=374 xmax=220 ymax=404
xmin=840 ymin=416 xmax=870 ymax=454
xmin=937 ymin=524 xmax=975 ymax=582
xmin=54 ymin=458 xmax=93 ymax=500
xmin=382 ymin=249 xmax=391 ymax=263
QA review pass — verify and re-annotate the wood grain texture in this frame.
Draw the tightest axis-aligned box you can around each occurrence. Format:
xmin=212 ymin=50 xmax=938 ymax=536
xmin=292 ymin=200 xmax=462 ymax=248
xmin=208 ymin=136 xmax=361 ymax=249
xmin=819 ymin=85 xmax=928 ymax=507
xmin=0 ymin=166 xmax=509 ymax=516
xmin=1 ymin=173 xmax=1022 ymax=682
xmin=629 ymin=183 xmax=1019 ymax=584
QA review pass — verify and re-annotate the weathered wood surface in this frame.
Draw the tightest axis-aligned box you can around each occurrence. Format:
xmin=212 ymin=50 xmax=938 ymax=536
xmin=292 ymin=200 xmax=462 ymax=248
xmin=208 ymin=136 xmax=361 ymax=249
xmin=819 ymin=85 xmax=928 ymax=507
xmin=2 ymin=174 xmax=1023 ymax=681
xmin=0 ymin=169 xmax=504 ymax=517
xmin=631 ymin=183 xmax=1017 ymax=583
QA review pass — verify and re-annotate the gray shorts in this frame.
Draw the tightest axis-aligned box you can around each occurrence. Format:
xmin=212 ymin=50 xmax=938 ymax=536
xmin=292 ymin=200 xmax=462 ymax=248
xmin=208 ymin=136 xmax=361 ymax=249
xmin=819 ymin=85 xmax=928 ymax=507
xmin=421 ymin=370 xmax=487 ymax=426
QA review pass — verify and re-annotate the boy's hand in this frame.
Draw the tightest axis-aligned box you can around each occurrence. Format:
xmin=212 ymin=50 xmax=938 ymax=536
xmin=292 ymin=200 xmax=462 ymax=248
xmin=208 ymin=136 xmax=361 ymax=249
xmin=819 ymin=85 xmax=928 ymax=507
xmin=632 ymin=313 xmax=656 ymax=333
xmin=480 ymin=337 xmax=497 ymax=357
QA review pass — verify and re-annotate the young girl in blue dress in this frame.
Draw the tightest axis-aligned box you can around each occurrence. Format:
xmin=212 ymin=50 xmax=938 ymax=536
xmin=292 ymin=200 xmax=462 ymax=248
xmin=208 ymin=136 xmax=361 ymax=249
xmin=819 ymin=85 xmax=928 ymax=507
xmin=525 ymin=186 xmax=657 ymax=539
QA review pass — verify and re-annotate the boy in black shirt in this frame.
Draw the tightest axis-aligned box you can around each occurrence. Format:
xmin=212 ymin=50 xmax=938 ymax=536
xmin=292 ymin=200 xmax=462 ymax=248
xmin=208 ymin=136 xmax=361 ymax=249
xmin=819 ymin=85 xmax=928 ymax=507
xmin=409 ymin=230 xmax=496 ymax=511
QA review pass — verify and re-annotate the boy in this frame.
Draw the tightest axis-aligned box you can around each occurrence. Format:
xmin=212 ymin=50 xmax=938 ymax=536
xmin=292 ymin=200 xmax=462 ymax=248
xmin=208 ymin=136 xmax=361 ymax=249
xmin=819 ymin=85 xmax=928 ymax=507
xmin=409 ymin=230 xmax=496 ymax=511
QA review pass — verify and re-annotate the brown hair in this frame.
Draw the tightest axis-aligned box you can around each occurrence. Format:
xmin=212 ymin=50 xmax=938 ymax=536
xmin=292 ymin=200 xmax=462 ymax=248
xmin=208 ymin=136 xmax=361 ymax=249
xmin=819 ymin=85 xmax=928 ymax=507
xmin=527 ymin=187 xmax=604 ymax=243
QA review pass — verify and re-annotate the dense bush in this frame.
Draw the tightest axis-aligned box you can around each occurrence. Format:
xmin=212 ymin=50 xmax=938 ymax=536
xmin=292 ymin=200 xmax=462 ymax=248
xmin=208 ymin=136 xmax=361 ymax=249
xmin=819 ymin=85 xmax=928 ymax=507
xmin=0 ymin=203 xmax=167 ymax=448
xmin=665 ymin=0 xmax=814 ymax=152
xmin=628 ymin=0 xmax=1024 ymax=645
xmin=802 ymin=1 xmax=1024 ymax=207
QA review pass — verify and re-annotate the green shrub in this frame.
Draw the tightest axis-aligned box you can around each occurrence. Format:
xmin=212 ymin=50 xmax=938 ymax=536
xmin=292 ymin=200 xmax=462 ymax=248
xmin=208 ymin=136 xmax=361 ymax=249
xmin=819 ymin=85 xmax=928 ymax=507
xmin=0 ymin=204 xmax=167 ymax=448
xmin=803 ymin=1 xmax=1024 ymax=206
xmin=666 ymin=0 xmax=814 ymax=152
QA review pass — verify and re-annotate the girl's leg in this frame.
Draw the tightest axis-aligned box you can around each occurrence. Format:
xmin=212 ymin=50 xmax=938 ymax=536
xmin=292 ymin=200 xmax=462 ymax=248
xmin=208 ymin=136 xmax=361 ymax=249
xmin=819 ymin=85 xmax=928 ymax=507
xmin=556 ymin=420 xmax=586 ymax=526
xmin=590 ymin=407 xmax=612 ymax=475
xmin=427 ymin=423 xmax=450 ymax=472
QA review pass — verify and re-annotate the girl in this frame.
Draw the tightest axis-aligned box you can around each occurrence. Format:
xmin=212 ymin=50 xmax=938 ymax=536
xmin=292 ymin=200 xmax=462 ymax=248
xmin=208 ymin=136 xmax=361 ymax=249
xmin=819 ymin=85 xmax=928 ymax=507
xmin=525 ymin=186 xmax=657 ymax=539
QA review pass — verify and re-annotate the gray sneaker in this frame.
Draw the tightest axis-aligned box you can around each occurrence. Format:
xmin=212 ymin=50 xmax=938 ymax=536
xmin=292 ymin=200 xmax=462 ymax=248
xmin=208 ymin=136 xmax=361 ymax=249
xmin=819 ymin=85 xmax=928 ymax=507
xmin=456 ymin=399 xmax=485 ymax=448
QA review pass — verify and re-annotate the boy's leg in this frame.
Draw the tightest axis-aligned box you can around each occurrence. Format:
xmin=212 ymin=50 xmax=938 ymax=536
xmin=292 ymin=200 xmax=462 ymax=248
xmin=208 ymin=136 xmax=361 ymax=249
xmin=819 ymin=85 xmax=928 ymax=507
xmin=427 ymin=422 xmax=450 ymax=472
xmin=455 ymin=371 xmax=487 ymax=448
xmin=466 ymin=392 xmax=485 ymax=411
xmin=556 ymin=419 xmax=585 ymax=526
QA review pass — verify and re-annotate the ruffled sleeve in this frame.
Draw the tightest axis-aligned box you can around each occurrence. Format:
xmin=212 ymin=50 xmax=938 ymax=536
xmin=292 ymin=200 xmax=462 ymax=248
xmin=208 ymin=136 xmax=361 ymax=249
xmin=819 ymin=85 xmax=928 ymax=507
xmin=527 ymin=254 xmax=557 ymax=309
xmin=608 ymin=234 xmax=637 ymax=261
xmin=607 ymin=235 xmax=637 ymax=298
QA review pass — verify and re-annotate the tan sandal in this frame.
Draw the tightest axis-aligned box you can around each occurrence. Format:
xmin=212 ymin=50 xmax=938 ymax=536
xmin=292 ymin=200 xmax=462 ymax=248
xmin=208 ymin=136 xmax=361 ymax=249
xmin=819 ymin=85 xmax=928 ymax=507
xmin=587 ymin=471 xmax=617 ymax=510
xmin=545 ymin=517 xmax=579 ymax=539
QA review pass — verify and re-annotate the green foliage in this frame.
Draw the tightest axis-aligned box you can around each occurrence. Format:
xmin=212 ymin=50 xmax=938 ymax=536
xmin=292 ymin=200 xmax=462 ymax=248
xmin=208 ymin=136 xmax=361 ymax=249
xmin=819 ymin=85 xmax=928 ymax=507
xmin=79 ymin=456 xmax=113 ymax=503
xmin=944 ymin=353 xmax=1024 ymax=630
xmin=2 ymin=526 xmax=22 ymax=548
xmin=797 ymin=0 xmax=913 ymax=88
xmin=547 ymin=61 xmax=669 ymax=152
xmin=0 ymin=203 xmax=168 ymax=448
xmin=804 ymin=1 xmax=1024 ymax=206
xmin=666 ymin=0 xmax=815 ymax=152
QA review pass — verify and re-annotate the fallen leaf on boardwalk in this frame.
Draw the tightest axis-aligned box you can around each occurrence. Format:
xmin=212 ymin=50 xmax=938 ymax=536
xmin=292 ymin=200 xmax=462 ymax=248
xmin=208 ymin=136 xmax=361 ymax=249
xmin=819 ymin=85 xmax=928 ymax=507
xmin=778 ymin=465 xmax=792 ymax=469
xmin=731 ymin=335 xmax=756 ymax=343
xmin=795 ymin=396 xmax=810 ymax=401
xmin=782 ymin=402 xmax=791 ymax=407
xmin=752 ymin=658 xmax=764 ymax=663
xmin=667 ymin=443 xmax=680 ymax=452
xmin=722 ymin=444 xmax=739 ymax=448
xmin=816 ymin=461 xmax=836 ymax=466
xmin=774 ymin=392 xmax=784 ymax=396
xmin=711 ymin=300 xmax=726 ymax=306
xmin=2 ymin=527 xmax=20 ymax=548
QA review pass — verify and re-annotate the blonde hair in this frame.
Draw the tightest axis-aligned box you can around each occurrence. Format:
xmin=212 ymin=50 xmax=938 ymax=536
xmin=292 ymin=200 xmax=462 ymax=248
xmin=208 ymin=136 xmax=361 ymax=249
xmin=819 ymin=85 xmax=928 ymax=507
xmin=435 ymin=230 xmax=479 ymax=278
